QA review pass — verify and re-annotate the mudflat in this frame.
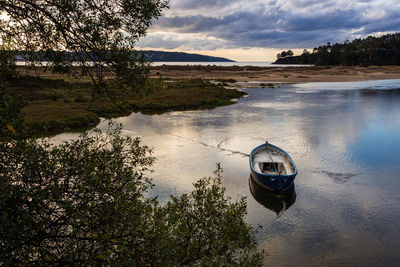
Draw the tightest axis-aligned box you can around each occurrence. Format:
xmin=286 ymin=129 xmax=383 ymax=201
xmin=151 ymin=65 xmax=400 ymax=82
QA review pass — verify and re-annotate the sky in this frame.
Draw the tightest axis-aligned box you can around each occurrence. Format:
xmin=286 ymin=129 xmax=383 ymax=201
xmin=137 ymin=0 xmax=400 ymax=61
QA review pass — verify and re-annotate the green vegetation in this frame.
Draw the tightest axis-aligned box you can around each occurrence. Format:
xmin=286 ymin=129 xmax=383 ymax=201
xmin=275 ymin=33 xmax=400 ymax=66
xmin=276 ymin=50 xmax=294 ymax=59
xmin=132 ymin=78 xmax=245 ymax=112
xmin=0 ymin=123 xmax=263 ymax=265
xmin=6 ymin=75 xmax=245 ymax=135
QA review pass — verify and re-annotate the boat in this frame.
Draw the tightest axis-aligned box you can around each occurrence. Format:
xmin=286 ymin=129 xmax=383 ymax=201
xmin=249 ymin=142 xmax=298 ymax=191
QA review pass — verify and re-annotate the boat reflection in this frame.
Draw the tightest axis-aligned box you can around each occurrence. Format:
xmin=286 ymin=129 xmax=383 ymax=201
xmin=249 ymin=176 xmax=296 ymax=216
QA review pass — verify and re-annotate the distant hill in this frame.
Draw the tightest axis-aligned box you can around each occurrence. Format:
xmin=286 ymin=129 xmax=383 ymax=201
xmin=15 ymin=50 xmax=235 ymax=63
xmin=143 ymin=50 xmax=235 ymax=62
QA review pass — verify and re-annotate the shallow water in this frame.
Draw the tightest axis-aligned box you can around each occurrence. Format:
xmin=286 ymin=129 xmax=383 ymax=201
xmin=53 ymin=79 xmax=400 ymax=266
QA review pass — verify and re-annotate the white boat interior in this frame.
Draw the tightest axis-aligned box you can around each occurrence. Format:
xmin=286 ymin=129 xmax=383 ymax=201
xmin=251 ymin=144 xmax=296 ymax=175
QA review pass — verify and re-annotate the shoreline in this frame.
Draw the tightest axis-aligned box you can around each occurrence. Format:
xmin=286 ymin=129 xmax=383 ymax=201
xmin=151 ymin=65 xmax=400 ymax=83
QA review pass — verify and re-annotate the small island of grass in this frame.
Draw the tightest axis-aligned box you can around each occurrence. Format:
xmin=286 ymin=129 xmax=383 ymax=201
xmin=9 ymin=74 xmax=246 ymax=135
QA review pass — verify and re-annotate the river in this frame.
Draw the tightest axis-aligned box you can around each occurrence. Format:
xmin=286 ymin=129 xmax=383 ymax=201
xmin=52 ymin=79 xmax=400 ymax=266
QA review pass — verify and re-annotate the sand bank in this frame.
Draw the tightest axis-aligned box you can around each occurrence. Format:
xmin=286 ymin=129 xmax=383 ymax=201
xmin=151 ymin=65 xmax=400 ymax=83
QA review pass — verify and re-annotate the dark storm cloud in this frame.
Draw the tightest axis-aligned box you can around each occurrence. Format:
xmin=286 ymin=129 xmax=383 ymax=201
xmin=282 ymin=10 xmax=363 ymax=32
xmin=153 ymin=12 xmax=278 ymax=33
xmin=140 ymin=0 xmax=400 ymax=49
xmin=360 ymin=11 xmax=400 ymax=34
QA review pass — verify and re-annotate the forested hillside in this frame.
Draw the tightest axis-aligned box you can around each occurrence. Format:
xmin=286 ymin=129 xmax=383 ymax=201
xmin=274 ymin=33 xmax=400 ymax=66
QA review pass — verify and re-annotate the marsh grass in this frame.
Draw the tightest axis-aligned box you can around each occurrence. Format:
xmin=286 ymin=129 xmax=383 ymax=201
xmin=133 ymin=78 xmax=245 ymax=112
xmin=9 ymin=76 xmax=246 ymax=135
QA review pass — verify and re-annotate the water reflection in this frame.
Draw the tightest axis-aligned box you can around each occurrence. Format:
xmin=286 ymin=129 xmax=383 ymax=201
xmin=312 ymin=169 xmax=359 ymax=184
xmin=249 ymin=177 xmax=296 ymax=216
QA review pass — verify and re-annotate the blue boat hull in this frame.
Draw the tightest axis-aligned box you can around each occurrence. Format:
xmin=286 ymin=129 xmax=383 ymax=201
xmin=250 ymin=170 xmax=296 ymax=192
xmin=249 ymin=143 xmax=298 ymax=192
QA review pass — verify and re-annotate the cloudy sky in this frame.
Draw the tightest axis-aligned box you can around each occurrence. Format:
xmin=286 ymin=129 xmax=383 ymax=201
xmin=137 ymin=0 xmax=400 ymax=61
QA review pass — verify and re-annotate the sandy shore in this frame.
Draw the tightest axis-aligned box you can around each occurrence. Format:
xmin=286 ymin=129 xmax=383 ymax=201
xmin=150 ymin=65 xmax=400 ymax=83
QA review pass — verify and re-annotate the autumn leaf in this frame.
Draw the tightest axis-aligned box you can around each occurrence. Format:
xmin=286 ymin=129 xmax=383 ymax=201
xmin=6 ymin=124 xmax=16 ymax=134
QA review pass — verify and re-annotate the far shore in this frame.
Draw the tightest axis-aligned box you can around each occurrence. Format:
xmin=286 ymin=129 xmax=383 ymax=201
xmin=150 ymin=65 xmax=400 ymax=83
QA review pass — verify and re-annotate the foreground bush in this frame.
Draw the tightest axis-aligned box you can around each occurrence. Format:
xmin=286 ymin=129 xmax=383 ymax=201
xmin=0 ymin=123 xmax=262 ymax=265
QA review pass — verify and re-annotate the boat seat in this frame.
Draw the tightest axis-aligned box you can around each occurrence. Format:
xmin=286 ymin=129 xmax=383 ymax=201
xmin=259 ymin=162 xmax=287 ymax=175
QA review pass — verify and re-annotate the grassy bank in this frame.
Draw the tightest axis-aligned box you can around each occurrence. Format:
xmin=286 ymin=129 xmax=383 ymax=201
xmin=8 ymin=76 xmax=245 ymax=135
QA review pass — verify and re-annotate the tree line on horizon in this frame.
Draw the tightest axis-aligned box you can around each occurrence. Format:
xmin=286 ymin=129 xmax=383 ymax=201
xmin=276 ymin=33 xmax=400 ymax=66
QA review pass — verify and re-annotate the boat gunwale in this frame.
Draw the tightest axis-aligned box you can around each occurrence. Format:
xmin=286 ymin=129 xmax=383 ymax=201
xmin=250 ymin=143 xmax=298 ymax=178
